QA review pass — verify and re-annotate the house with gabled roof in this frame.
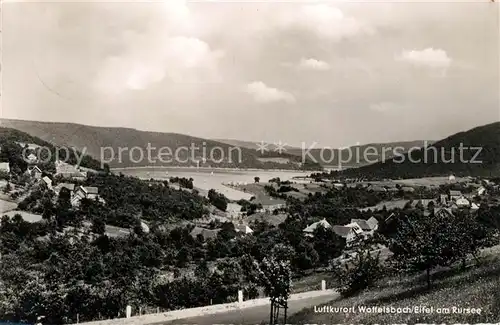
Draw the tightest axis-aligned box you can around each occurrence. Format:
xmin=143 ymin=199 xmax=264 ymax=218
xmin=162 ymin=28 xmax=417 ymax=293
xmin=303 ymin=218 xmax=332 ymax=237
xmin=54 ymin=183 xmax=75 ymax=195
xmin=351 ymin=219 xmax=373 ymax=232
xmin=366 ymin=217 xmax=379 ymax=231
xmin=190 ymin=226 xmax=221 ymax=242
xmin=71 ymin=186 xmax=100 ymax=207
xmin=234 ymin=223 xmax=253 ymax=235
xmin=333 ymin=222 xmax=364 ymax=246
xmin=75 ymin=186 xmax=99 ymax=200
xmin=27 ymin=166 xmax=42 ymax=179
xmin=350 ymin=217 xmax=379 ymax=237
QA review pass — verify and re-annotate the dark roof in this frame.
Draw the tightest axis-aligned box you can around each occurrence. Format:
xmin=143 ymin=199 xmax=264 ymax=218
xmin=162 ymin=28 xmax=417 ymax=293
xmin=367 ymin=217 xmax=378 ymax=230
xmin=81 ymin=186 xmax=98 ymax=195
xmin=351 ymin=219 xmax=371 ymax=231
xmin=56 ymin=183 xmax=75 ymax=191
xmin=190 ymin=227 xmax=220 ymax=240
xmin=332 ymin=225 xmax=351 ymax=238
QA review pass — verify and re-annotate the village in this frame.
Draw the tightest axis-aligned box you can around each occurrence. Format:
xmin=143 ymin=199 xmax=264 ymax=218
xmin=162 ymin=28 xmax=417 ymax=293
xmin=1 ymin=138 xmax=500 ymax=324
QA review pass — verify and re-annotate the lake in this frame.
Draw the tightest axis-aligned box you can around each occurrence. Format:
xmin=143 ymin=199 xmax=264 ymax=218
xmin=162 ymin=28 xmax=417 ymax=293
xmin=116 ymin=167 xmax=312 ymax=200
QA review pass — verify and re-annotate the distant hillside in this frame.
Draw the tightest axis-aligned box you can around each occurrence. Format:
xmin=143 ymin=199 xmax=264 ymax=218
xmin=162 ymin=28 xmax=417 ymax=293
xmin=1 ymin=119 xmax=321 ymax=170
xmin=213 ymin=139 xmax=296 ymax=151
xmin=215 ymin=138 xmax=433 ymax=169
xmin=324 ymin=122 xmax=500 ymax=180
xmin=0 ymin=127 xmax=102 ymax=173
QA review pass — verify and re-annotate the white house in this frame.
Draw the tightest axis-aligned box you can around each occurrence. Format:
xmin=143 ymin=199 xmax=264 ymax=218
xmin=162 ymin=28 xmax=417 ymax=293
xmin=27 ymin=166 xmax=42 ymax=179
xmin=42 ymin=176 xmax=53 ymax=190
xmin=71 ymin=186 xmax=100 ymax=206
xmin=477 ymin=186 xmax=487 ymax=196
xmin=75 ymin=186 xmax=99 ymax=200
xmin=449 ymin=174 xmax=456 ymax=182
xmin=350 ymin=217 xmax=379 ymax=234
xmin=471 ymin=202 xmax=480 ymax=211
xmin=0 ymin=162 xmax=10 ymax=173
xmin=303 ymin=218 xmax=332 ymax=237
xmin=332 ymin=222 xmax=364 ymax=246
xmin=234 ymin=223 xmax=253 ymax=235
xmin=455 ymin=196 xmax=470 ymax=208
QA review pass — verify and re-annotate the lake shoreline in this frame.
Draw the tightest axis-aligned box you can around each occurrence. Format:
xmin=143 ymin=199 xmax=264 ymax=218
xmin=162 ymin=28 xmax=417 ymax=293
xmin=111 ymin=166 xmax=322 ymax=173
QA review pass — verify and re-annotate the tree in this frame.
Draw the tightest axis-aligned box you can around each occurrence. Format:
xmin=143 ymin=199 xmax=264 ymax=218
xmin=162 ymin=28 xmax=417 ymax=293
xmin=91 ymin=218 xmax=106 ymax=235
xmin=385 ymin=210 xmax=490 ymax=289
xmin=332 ymin=242 xmax=382 ymax=297
xmin=254 ymin=177 xmax=260 ymax=183
xmin=194 ymin=260 xmax=210 ymax=279
xmin=311 ymin=226 xmax=346 ymax=265
xmin=254 ymin=256 xmax=292 ymax=325
xmin=207 ymin=189 xmax=228 ymax=212
xmin=103 ymin=163 xmax=111 ymax=175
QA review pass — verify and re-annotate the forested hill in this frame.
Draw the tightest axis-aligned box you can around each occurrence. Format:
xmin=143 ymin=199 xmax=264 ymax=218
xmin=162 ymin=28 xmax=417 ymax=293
xmin=0 ymin=127 xmax=102 ymax=173
xmin=215 ymin=138 xmax=433 ymax=169
xmin=1 ymin=119 xmax=321 ymax=170
xmin=323 ymin=122 xmax=500 ymax=180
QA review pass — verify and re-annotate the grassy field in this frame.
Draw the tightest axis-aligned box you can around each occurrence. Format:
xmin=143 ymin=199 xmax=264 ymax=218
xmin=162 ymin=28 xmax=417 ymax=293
xmin=2 ymin=210 xmax=42 ymax=222
xmin=291 ymin=271 xmax=336 ymax=294
xmin=233 ymin=183 xmax=286 ymax=206
xmin=245 ymin=212 xmax=287 ymax=227
xmin=393 ymin=176 xmax=470 ymax=187
xmin=0 ymin=198 xmax=17 ymax=214
xmin=359 ymin=199 xmax=409 ymax=212
xmin=289 ymin=254 xmax=500 ymax=323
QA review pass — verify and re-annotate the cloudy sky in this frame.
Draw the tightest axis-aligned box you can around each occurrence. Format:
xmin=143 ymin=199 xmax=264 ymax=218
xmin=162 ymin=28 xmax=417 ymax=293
xmin=2 ymin=0 xmax=499 ymax=147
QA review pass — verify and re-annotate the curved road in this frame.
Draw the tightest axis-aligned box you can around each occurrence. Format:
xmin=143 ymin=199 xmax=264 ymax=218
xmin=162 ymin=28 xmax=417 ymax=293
xmin=150 ymin=294 xmax=339 ymax=325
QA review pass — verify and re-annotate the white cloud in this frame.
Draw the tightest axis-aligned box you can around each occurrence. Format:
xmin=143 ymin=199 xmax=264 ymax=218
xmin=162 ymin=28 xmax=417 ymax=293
xmin=282 ymin=4 xmax=373 ymax=40
xmin=298 ymin=58 xmax=331 ymax=71
xmin=95 ymin=36 xmax=223 ymax=93
xmin=245 ymin=81 xmax=295 ymax=104
xmin=398 ymin=48 xmax=452 ymax=69
xmin=94 ymin=0 xmax=224 ymax=95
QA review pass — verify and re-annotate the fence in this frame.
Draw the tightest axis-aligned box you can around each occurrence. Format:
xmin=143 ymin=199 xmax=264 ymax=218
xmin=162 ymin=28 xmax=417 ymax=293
xmin=73 ymin=280 xmax=331 ymax=325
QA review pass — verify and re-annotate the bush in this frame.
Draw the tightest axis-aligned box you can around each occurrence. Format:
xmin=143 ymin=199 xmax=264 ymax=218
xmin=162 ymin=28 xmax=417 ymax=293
xmin=332 ymin=247 xmax=382 ymax=297
xmin=208 ymin=189 xmax=228 ymax=211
